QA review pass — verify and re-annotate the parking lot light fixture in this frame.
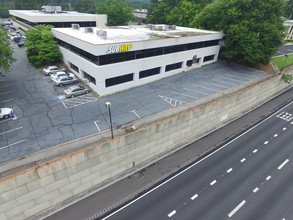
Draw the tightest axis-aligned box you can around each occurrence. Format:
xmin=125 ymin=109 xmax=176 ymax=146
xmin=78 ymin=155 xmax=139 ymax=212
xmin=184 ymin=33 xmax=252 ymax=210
xmin=280 ymin=54 xmax=289 ymax=73
xmin=105 ymin=102 xmax=114 ymax=139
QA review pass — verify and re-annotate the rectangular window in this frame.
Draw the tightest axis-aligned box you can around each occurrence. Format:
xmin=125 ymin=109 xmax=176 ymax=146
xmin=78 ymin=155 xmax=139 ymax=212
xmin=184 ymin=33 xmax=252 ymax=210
xmin=203 ymin=55 xmax=215 ymax=62
xmin=139 ymin=67 xmax=161 ymax=79
xmin=83 ymin=70 xmax=96 ymax=85
xmin=69 ymin=62 xmax=79 ymax=73
xmin=105 ymin=73 xmax=133 ymax=87
xmin=165 ymin=62 xmax=182 ymax=72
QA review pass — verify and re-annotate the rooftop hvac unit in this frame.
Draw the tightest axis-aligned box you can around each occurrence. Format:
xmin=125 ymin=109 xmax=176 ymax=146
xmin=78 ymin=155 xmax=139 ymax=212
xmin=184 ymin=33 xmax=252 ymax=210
xmin=84 ymin=27 xmax=93 ymax=33
xmin=72 ymin=24 xmax=80 ymax=30
xmin=147 ymin=24 xmax=155 ymax=30
xmin=41 ymin=5 xmax=62 ymax=13
xmin=96 ymin=30 xmax=107 ymax=38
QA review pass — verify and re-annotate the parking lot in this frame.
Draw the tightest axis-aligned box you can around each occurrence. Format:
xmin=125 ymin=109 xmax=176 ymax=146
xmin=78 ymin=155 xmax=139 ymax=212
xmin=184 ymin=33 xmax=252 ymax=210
xmin=0 ymin=40 xmax=267 ymax=163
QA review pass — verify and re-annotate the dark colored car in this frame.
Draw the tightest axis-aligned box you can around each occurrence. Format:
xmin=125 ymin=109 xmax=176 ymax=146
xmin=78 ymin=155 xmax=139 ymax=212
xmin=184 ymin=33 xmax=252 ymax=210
xmin=13 ymin=36 xmax=26 ymax=43
xmin=18 ymin=40 xmax=26 ymax=47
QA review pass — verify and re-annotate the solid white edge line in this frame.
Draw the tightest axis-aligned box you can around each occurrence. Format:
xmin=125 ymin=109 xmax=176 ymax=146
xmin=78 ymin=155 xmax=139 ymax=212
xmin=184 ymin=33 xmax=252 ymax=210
xmin=228 ymin=200 xmax=246 ymax=218
xmin=168 ymin=210 xmax=176 ymax=217
xmin=266 ymin=175 xmax=271 ymax=181
xmin=253 ymin=187 xmax=259 ymax=193
xmin=227 ymin=168 xmax=233 ymax=173
xmin=191 ymin=194 xmax=198 ymax=200
xmin=278 ymin=159 xmax=289 ymax=170
xmin=101 ymin=101 xmax=293 ymax=220
xmin=210 ymin=180 xmax=217 ymax=186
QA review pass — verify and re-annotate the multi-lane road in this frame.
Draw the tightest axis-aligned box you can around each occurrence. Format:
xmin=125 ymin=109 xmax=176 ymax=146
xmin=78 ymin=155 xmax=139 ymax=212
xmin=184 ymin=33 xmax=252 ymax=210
xmin=102 ymin=101 xmax=293 ymax=220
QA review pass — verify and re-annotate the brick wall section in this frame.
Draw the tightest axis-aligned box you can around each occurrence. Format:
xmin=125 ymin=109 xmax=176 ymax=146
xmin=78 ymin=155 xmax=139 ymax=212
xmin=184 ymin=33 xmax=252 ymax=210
xmin=0 ymin=73 xmax=292 ymax=220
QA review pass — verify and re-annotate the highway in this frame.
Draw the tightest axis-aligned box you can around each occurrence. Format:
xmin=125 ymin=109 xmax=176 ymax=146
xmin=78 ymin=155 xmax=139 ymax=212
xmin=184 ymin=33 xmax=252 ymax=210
xmin=102 ymin=101 xmax=293 ymax=220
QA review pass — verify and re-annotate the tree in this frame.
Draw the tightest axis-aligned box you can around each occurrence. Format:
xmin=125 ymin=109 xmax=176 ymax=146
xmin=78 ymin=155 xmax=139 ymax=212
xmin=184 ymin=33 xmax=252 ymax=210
xmin=285 ymin=0 xmax=293 ymax=19
xmin=73 ymin=0 xmax=97 ymax=13
xmin=0 ymin=26 xmax=16 ymax=77
xmin=194 ymin=0 xmax=286 ymax=66
xmin=25 ymin=25 xmax=62 ymax=67
xmin=0 ymin=0 xmax=14 ymax=18
xmin=96 ymin=0 xmax=134 ymax=26
xmin=166 ymin=0 xmax=201 ymax=27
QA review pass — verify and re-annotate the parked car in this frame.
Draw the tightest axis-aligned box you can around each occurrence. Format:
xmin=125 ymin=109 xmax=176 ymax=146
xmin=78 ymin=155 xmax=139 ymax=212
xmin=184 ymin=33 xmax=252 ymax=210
xmin=13 ymin=36 xmax=26 ymax=43
xmin=4 ymin=25 xmax=15 ymax=30
xmin=0 ymin=108 xmax=13 ymax=119
xmin=42 ymin=66 xmax=66 ymax=76
xmin=17 ymin=40 xmax=26 ymax=47
xmin=9 ymin=32 xmax=21 ymax=40
xmin=53 ymin=75 xmax=78 ymax=86
xmin=50 ymin=71 xmax=73 ymax=81
xmin=63 ymin=85 xmax=90 ymax=98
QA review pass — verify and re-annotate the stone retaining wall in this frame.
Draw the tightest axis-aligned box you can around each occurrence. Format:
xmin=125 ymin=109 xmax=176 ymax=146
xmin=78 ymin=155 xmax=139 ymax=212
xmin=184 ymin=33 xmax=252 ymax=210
xmin=0 ymin=72 xmax=292 ymax=220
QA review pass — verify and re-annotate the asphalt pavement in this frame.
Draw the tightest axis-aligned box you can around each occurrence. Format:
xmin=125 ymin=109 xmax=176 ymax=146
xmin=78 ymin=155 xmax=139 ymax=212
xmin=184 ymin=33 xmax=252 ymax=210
xmin=45 ymin=85 xmax=293 ymax=220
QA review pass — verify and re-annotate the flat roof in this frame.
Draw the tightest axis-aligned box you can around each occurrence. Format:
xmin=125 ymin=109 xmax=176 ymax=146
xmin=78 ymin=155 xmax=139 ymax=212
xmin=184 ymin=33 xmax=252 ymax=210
xmin=9 ymin=10 xmax=96 ymax=18
xmin=52 ymin=25 xmax=222 ymax=45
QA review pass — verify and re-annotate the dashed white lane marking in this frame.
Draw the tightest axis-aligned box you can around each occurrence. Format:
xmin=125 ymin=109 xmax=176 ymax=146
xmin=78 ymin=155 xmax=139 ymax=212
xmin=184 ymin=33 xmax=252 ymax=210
xmin=168 ymin=210 xmax=176 ymax=217
xmin=253 ymin=149 xmax=258 ymax=153
xmin=210 ymin=180 xmax=217 ymax=186
xmin=283 ymin=127 xmax=287 ymax=131
xmin=264 ymin=141 xmax=269 ymax=145
xmin=0 ymin=127 xmax=23 ymax=136
xmin=191 ymin=194 xmax=198 ymax=200
xmin=0 ymin=99 xmax=14 ymax=103
xmin=228 ymin=200 xmax=246 ymax=218
xmin=278 ymin=159 xmax=289 ymax=170
xmin=227 ymin=168 xmax=233 ymax=173
xmin=253 ymin=187 xmax=259 ymax=193
xmin=0 ymin=139 xmax=27 ymax=150
xmin=266 ymin=175 xmax=271 ymax=181
xmin=274 ymin=134 xmax=278 ymax=137
xmin=291 ymin=122 xmax=293 ymax=124
xmin=240 ymin=158 xmax=246 ymax=163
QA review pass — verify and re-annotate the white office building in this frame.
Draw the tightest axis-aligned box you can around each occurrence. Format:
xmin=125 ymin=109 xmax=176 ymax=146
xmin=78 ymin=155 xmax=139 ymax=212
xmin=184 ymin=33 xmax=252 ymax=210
xmin=52 ymin=24 xmax=223 ymax=96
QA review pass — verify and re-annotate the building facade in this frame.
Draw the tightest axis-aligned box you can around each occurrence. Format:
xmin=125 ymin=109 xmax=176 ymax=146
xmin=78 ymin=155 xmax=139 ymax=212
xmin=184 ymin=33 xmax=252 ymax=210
xmin=284 ymin=19 xmax=293 ymax=40
xmin=52 ymin=25 xmax=223 ymax=96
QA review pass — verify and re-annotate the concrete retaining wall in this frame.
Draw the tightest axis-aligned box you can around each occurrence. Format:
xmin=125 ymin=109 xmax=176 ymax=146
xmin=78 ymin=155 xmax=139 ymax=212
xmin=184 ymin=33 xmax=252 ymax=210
xmin=0 ymin=73 xmax=292 ymax=220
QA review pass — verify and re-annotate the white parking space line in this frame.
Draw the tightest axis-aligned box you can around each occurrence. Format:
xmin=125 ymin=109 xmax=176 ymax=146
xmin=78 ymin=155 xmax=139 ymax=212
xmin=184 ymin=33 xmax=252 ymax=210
xmin=228 ymin=200 xmax=246 ymax=218
xmin=183 ymin=88 xmax=211 ymax=95
xmin=193 ymin=84 xmax=220 ymax=92
xmin=129 ymin=110 xmax=141 ymax=119
xmin=94 ymin=120 xmax=101 ymax=132
xmin=0 ymin=79 xmax=6 ymax=82
xmin=171 ymin=91 xmax=199 ymax=99
xmin=0 ymin=99 xmax=14 ymax=103
xmin=168 ymin=210 xmax=176 ymax=217
xmin=62 ymin=94 xmax=99 ymax=108
xmin=0 ymin=91 xmax=11 ymax=95
xmin=0 ymin=127 xmax=23 ymax=136
xmin=159 ymin=95 xmax=185 ymax=107
xmin=216 ymin=76 xmax=245 ymax=83
xmin=0 ymin=139 xmax=27 ymax=150
xmin=0 ymin=118 xmax=13 ymax=124
xmin=278 ymin=159 xmax=289 ymax=170
xmin=0 ymin=85 xmax=8 ymax=88
xmin=206 ymin=82 xmax=229 ymax=89
xmin=191 ymin=194 xmax=198 ymax=200
xmin=212 ymin=79 xmax=238 ymax=85
xmin=224 ymin=73 xmax=253 ymax=81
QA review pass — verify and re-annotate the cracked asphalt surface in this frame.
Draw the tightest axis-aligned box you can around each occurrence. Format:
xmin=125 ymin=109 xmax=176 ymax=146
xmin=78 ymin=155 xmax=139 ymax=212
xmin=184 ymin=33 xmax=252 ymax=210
xmin=0 ymin=42 xmax=268 ymax=163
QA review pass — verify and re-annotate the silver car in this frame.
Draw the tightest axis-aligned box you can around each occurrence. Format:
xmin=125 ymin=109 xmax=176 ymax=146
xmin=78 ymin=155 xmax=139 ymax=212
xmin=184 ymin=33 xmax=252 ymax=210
xmin=63 ymin=85 xmax=91 ymax=98
xmin=42 ymin=66 xmax=66 ymax=76
xmin=53 ymin=75 xmax=78 ymax=86
xmin=50 ymin=71 xmax=74 ymax=81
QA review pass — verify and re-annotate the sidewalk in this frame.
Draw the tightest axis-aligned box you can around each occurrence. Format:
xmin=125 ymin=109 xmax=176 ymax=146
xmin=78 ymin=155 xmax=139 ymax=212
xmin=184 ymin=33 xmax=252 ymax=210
xmin=45 ymin=84 xmax=293 ymax=220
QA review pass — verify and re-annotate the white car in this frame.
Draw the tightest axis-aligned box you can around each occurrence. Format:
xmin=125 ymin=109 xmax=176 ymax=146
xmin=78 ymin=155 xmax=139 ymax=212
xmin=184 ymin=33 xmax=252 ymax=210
xmin=42 ymin=66 xmax=66 ymax=76
xmin=50 ymin=71 xmax=74 ymax=81
xmin=0 ymin=108 xmax=13 ymax=119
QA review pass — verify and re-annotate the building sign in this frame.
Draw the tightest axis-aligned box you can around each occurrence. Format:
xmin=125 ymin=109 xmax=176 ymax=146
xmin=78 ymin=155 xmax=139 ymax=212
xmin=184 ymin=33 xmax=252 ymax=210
xmin=107 ymin=44 xmax=133 ymax=53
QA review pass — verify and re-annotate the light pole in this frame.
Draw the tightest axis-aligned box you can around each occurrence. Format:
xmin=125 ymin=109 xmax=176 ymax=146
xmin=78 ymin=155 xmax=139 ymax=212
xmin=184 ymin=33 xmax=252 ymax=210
xmin=281 ymin=54 xmax=289 ymax=73
xmin=105 ymin=102 xmax=114 ymax=139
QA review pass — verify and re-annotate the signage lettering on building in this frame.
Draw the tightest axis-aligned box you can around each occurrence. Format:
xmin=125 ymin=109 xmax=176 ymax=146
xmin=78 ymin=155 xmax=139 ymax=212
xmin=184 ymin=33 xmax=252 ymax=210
xmin=107 ymin=44 xmax=133 ymax=53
